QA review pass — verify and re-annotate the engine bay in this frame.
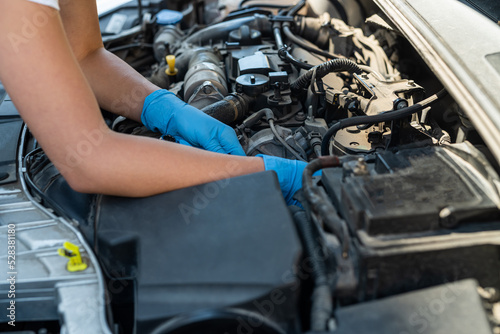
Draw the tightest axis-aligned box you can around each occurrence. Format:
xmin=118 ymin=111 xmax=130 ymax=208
xmin=96 ymin=0 xmax=500 ymax=332
xmin=7 ymin=0 xmax=500 ymax=333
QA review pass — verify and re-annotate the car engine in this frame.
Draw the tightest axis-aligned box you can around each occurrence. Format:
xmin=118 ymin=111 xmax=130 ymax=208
xmin=4 ymin=0 xmax=500 ymax=334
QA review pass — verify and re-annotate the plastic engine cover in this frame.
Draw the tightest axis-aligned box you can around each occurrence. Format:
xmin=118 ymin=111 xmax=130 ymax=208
xmin=334 ymin=279 xmax=492 ymax=334
xmin=322 ymin=145 xmax=499 ymax=235
xmin=92 ymin=171 xmax=302 ymax=334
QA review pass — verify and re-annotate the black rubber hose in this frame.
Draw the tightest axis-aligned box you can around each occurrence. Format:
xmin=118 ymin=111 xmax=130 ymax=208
xmin=239 ymin=108 xmax=267 ymax=129
xmin=288 ymin=0 xmax=306 ymax=16
xmin=269 ymin=119 xmax=307 ymax=162
xmin=273 ymin=14 xmax=313 ymax=70
xmin=108 ymin=43 xmax=153 ymax=53
xmin=224 ymin=8 xmax=274 ymax=21
xmin=291 ymin=207 xmax=332 ymax=332
xmin=281 ymin=0 xmax=343 ymax=61
xmin=302 ymin=156 xmax=349 ymax=257
xmin=201 ymin=93 xmax=253 ymax=125
xmin=273 ymin=20 xmax=285 ymax=49
xmin=290 ymin=58 xmax=363 ymax=93
xmin=282 ymin=49 xmax=314 ymax=70
xmin=243 ymin=3 xmax=292 ymax=9
xmin=184 ymin=14 xmax=271 ymax=45
xmin=271 ymin=4 xmax=314 ymax=70
xmin=329 ymin=0 xmax=349 ymax=24
xmin=320 ymin=89 xmax=448 ymax=155
xmin=238 ymin=0 xmax=251 ymax=8
xmin=282 ymin=24 xmax=341 ymax=61
xmin=137 ymin=0 xmax=143 ymax=23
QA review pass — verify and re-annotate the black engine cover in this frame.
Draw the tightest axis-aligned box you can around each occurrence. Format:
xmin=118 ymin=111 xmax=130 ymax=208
xmin=93 ymin=171 xmax=302 ymax=334
xmin=322 ymin=145 xmax=499 ymax=235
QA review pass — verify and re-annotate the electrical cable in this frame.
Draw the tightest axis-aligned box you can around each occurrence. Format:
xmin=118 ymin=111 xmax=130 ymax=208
xmin=238 ymin=0 xmax=251 ymax=9
xmin=269 ymin=119 xmax=307 ymax=162
xmin=302 ymin=156 xmax=350 ymax=257
xmin=243 ymin=3 xmax=292 ymax=9
xmin=277 ymin=45 xmax=314 ymax=70
xmin=137 ymin=0 xmax=143 ymax=23
xmin=272 ymin=6 xmax=314 ymax=70
xmin=290 ymin=206 xmax=333 ymax=331
xmin=107 ymin=43 xmax=153 ymax=53
xmin=287 ymin=0 xmax=306 ymax=15
xmin=290 ymin=58 xmax=363 ymax=93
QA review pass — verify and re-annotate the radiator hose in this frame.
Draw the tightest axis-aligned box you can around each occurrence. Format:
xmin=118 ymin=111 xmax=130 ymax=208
xmin=201 ymin=93 xmax=253 ymax=125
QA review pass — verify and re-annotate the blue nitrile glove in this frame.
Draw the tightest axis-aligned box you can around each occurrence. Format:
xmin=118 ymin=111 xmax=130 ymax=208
xmin=141 ymin=90 xmax=246 ymax=156
xmin=258 ymin=154 xmax=321 ymax=206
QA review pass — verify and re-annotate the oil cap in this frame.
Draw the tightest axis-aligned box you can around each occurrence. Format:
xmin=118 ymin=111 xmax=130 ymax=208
xmin=235 ymin=74 xmax=269 ymax=96
xmin=156 ymin=9 xmax=183 ymax=26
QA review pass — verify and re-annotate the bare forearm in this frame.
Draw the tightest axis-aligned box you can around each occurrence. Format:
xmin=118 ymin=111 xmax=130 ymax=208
xmin=0 ymin=1 xmax=264 ymax=199
xmin=59 ymin=0 xmax=158 ymax=122
xmin=66 ymin=131 xmax=265 ymax=196
xmin=79 ymin=47 xmax=158 ymax=122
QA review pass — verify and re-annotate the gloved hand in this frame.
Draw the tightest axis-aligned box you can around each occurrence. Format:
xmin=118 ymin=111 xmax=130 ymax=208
xmin=258 ymin=154 xmax=320 ymax=206
xmin=141 ymin=89 xmax=245 ymax=156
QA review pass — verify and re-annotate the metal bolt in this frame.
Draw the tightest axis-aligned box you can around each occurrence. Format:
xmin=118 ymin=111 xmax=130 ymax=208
xmin=295 ymin=111 xmax=307 ymax=121
xmin=353 ymin=157 xmax=369 ymax=176
xmin=202 ymin=83 xmax=213 ymax=94
xmin=439 ymin=206 xmax=458 ymax=228
xmin=478 ymin=287 xmax=500 ymax=302
xmin=393 ymin=98 xmax=409 ymax=110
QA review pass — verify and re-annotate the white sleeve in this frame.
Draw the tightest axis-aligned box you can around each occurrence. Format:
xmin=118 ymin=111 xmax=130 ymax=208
xmin=27 ymin=0 xmax=60 ymax=10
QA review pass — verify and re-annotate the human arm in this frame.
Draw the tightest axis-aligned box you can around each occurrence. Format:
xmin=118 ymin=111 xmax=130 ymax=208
xmin=58 ymin=0 xmax=155 ymax=122
xmin=58 ymin=0 xmax=244 ymax=155
xmin=0 ymin=1 xmax=262 ymax=196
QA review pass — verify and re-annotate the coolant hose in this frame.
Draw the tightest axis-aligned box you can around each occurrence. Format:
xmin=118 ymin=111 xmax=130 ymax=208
xmin=201 ymin=93 xmax=253 ymax=125
xmin=290 ymin=58 xmax=363 ymax=93
xmin=290 ymin=206 xmax=332 ymax=332
xmin=184 ymin=14 xmax=271 ymax=45
xmin=320 ymin=89 xmax=448 ymax=155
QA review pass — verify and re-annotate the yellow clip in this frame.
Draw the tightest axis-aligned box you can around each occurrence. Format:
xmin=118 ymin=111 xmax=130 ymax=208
xmin=58 ymin=242 xmax=88 ymax=272
xmin=165 ymin=55 xmax=178 ymax=76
